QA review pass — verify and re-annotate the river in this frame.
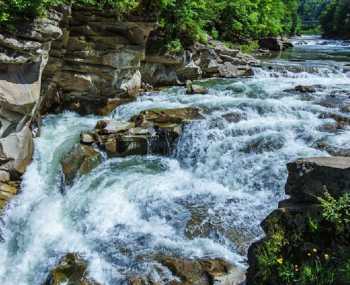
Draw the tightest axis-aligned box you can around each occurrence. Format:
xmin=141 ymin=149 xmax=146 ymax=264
xmin=0 ymin=36 xmax=349 ymax=284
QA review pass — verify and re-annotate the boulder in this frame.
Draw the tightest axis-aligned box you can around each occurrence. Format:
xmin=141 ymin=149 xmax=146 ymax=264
xmin=247 ymin=156 xmax=350 ymax=285
xmin=186 ymin=80 xmax=208 ymax=95
xmin=80 ymin=107 xmax=203 ymax=157
xmin=258 ymin=37 xmax=293 ymax=51
xmin=156 ymin=256 xmax=232 ymax=285
xmin=61 ymin=144 xmax=102 ymax=185
xmin=285 ymin=157 xmax=350 ymax=203
xmin=294 ymin=85 xmax=317 ymax=93
xmin=44 ymin=253 xmax=100 ymax=285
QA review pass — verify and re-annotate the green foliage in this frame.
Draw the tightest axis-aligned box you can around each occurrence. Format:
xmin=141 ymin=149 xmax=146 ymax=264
xmin=320 ymin=0 xmax=350 ymax=38
xmin=0 ymin=0 xmax=139 ymax=25
xmin=319 ymin=192 xmax=350 ymax=233
xmin=298 ymin=0 xmax=329 ymax=30
xmin=165 ymin=39 xmax=184 ymax=54
xmin=253 ymin=192 xmax=350 ymax=284
xmin=154 ymin=0 xmax=301 ymax=46
xmin=0 ymin=0 xmax=301 ymax=46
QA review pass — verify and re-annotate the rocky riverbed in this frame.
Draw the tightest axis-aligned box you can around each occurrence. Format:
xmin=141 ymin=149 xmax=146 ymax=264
xmin=1 ymin=11 xmax=350 ymax=284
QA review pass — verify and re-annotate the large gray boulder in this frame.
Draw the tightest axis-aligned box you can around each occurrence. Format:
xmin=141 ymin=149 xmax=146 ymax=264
xmin=286 ymin=156 xmax=350 ymax=203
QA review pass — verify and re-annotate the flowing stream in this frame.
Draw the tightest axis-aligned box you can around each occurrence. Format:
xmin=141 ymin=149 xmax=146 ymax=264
xmin=0 ymin=36 xmax=350 ymax=284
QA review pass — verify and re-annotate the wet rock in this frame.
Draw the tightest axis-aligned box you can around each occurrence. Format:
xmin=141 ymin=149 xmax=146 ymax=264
xmin=44 ymin=253 xmax=100 ymax=285
xmin=294 ymin=85 xmax=317 ymax=93
xmin=83 ymin=107 xmax=203 ymax=157
xmin=222 ymin=112 xmax=247 ymax=123
xmin=240 ymin=134 xmax=285 ymax=154
xmin=61 ymin=144 xmax=102 ymax=185
xmin=156 ymin=255 xmax=232 ymax=285
xmin=318 ymin=112 xmax=350 ymax=128
xmin=286 ymin=157 xmax=350 ymax=203
xmin=132 ymin=107 xmax=203 ymax=125
xmin=186 ymin=80 xmax=209 ymax=95
xmin=0 ymin=181 xmax=19 ymax=211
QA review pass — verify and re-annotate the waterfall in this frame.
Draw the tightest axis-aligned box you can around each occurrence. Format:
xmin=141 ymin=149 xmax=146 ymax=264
xmin=0 ymin=37 xmax=350 ymax=285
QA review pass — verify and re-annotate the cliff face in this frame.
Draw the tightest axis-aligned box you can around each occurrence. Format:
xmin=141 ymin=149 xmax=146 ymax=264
xmin=0 ymin=4 xmax=156 ymax=210
xmin=247 ymin=157 xmax=350 ymax=285
xmin=0 ymin=9 xmax=64 ymax=209
xmin=40 ymin=6 xmax=155 ymax=115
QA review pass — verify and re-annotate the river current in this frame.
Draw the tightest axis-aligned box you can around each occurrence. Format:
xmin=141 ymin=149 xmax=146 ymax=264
xmin=0 ymin=36 xmax=349 ymax=284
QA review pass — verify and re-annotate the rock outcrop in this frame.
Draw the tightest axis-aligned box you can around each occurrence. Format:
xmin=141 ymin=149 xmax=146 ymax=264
xmin=0 ymin=9 xmax=64 ymax=211
xmin=62 ymin=107 xmax=202 ymax=183
xmin=247 ymin=156 xmax=350 ymax=285
xmin=82 ymin=107 xmax=203 ymax=157
xmin=141 ymin=39 xmax=258 ymax=86
xmin=0 ymin=4 xmax=156 ymax=209
xmin=40 ymin=5 xmax=156 ymax=115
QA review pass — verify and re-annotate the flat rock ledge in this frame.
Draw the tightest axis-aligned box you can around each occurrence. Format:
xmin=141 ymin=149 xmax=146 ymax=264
xmin=247 ymin=156 xmax=350 ymax=285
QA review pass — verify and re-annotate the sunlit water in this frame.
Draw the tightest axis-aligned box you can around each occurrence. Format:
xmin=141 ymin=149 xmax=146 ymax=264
xmin=0 ymin=36 xmax=350 ymax=284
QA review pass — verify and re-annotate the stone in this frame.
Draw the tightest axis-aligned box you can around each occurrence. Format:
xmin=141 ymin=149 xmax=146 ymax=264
xmin=285 ymin=157 xmax=350 ymax=203
xmin=83 ymin=107 xmax=202 ymax=157
xmin=0 ymin=181 xmax=19 ymax=211
xmin=132 ymin=107 xmax=203 ymax=125
xmin=156 ymin=256 xmax=232 ymax=285
xmin=0 ymin=125 xmax=34 ymax=175
xmin=44 ymin=253 xmax=100 ymax=285
xmin=222 ymin=112 xmax=247 ymax=123
xmin=294 ymin=85 xmax=317 ymax=93
xmin=61 ymin=144 xmax=102 ymax=185
xmin=40 ymin=6 xmax=157 ymax=115
xmin=258 ymin=37 xmax=292 ymax=51
xmin=185 ymin=80 xmax=208 ymax=95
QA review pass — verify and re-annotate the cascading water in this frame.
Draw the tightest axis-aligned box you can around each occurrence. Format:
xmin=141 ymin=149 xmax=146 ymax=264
xmin=0 ymin=36 xmax=350 ymax=285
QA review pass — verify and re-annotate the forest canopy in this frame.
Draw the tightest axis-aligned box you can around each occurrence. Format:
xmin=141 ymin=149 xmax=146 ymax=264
xmin=0 ymin=0 xmax=300 ymax=43
xmin=320 ymin=0 xmax=350 ymax=38
xmin=1 ymin=0 xmax=348 ymax=42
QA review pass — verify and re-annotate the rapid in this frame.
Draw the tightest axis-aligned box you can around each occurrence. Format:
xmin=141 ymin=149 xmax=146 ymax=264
xmin=0 ymin=36 xmax=349 ymax=284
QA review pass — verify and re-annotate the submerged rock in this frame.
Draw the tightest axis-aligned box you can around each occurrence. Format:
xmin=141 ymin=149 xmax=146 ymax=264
xmin=294 ymin=85 xmax=317 ymax=93
xmin=61 ymin=144 xmax=102 ymax=185
xmin=44 ymin=253 xmax=100 ymax=285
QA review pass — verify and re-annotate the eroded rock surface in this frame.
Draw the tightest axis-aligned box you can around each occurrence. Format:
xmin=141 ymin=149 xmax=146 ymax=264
xmin=0 ymin=9 xmax=64 ymax=210
xmin=41 ymin=5 xmax=156 ymax=115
